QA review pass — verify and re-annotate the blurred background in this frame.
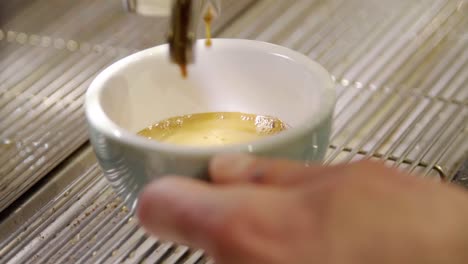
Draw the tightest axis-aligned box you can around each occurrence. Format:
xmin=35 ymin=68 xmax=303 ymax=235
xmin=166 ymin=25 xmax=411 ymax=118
xmin=0 ymin=0 xmax=467 ymax=263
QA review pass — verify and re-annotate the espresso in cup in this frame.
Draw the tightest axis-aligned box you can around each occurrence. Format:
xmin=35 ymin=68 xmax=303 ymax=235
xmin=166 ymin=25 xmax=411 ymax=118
xmin=138 ymin=112 xmax=288 ymax=147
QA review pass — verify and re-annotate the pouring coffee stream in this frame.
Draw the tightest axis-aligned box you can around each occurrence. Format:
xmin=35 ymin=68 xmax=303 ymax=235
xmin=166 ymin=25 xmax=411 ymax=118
xmin=124 ymin=0 xmax=220 ymax=77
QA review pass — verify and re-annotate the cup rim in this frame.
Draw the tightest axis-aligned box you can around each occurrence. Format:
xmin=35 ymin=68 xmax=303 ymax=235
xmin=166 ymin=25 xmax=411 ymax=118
xmin=85 ymin=38 xmax=336 ymax=157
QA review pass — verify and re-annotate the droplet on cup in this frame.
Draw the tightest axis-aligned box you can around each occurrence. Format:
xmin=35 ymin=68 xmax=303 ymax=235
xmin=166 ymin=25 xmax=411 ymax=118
xmin=93 ymin=45 xmax=103 ymax=54
xmin=67 ymin=40 xmax=78 ymax=52
xmin=29 ymin=35 xmax=40 ymax=46
xmin=54 ymin=38 xmax=65 ymax=49
xmin=7 ymin=31 xmax=16 ymax=42
xmin=41 ymin=36 xmax=51 ymax=47
xmin=16 ymin=32 xmax=28 ymax=44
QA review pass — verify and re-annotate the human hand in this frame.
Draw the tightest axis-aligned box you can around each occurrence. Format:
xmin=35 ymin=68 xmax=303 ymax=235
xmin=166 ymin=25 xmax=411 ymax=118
xmin=137 ymin=155 xmax=468 ymax=264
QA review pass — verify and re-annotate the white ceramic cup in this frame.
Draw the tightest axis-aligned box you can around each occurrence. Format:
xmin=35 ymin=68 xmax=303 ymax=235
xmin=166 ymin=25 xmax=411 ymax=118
xmin=85 ymin=39 xmax=336 ymax=210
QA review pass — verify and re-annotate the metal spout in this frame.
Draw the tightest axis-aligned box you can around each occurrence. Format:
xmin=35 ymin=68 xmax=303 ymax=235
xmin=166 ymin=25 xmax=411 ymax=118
xmin=123 ymin=0 xmax=220 ymax=71
xmin=167 ymin=0 xmax=195 ymax=69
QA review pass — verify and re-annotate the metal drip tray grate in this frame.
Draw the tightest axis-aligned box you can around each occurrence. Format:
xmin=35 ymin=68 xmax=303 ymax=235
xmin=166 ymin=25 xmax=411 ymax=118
xmin=220 ymin=0 xmax=467 ymax=178
xmin=0 ymin=0 xmax=467 ymax=263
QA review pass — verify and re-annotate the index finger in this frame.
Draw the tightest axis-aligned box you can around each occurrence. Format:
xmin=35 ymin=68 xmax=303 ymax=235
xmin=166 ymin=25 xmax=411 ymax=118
xmin=136 ymin=176 xmax=297 ymax=263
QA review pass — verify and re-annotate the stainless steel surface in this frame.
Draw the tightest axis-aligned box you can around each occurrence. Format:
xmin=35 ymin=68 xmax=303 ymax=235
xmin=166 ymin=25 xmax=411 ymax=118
xmin=454 ymin=158 xmax=468 ymax=186
xmin=0 ymin=0 xmax=167 ymax=215
xmin=0 ymin=145 xmax=211 ymax=263
xmin=0 ymin=0 xmax=467 ymax=263
xmin=220 ymin=0 xmax=467 ymax=178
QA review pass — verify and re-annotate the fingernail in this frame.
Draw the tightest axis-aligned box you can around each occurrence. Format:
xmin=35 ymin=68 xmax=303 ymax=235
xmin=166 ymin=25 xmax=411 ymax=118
xmin=211 ymin=154 xmax=255 ymax=176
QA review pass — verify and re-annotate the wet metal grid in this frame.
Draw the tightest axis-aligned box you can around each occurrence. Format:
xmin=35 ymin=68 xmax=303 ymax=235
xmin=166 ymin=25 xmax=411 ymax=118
xmin=0 ymin=0 xmax=467 ymax=263
xmin=221 ymin=0 xmax=468 ymax=179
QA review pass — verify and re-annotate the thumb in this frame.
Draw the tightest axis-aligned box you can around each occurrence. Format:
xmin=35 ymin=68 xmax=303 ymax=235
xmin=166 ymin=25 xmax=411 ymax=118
xmin=137 ymin=175 xmax=281 ymax=255
xmin=136 ymin=176 xmax=296 ymax=263
xmin=137 ymin=174 xmax=310 ymax=264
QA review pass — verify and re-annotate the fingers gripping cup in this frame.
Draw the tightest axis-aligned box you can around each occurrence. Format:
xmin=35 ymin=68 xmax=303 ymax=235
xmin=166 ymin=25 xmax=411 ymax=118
xmin=85 ymin=39 xmax=336 ymax=210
